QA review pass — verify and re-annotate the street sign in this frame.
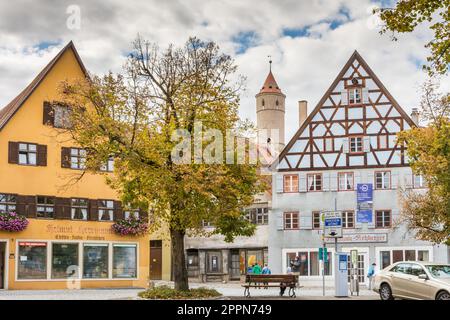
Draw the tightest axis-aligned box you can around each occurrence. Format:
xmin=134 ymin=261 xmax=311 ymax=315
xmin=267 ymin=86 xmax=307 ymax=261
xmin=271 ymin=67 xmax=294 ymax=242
xmin=319 ymin=247 xmax=328 ymax=262
xmin=323 ymin=211 xmax=343 ymax=238
xmin=357 ymin=184 xmax=373 ymax=223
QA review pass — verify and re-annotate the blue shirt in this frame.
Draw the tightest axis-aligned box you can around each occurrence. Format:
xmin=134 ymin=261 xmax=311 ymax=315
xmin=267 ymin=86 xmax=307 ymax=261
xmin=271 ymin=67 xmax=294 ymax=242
xmin=262 ymin=267 xmax=271 ymax=274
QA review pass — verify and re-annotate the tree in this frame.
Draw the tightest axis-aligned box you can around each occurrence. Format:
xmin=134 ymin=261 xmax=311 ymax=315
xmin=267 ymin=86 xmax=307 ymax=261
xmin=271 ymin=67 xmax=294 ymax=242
xmin=375 ymin=0 xmax=450 ymax=75
xmin=60 ymin=37 xmax=264 ymax=290
xmin=398 ymin=79 xmax=450 ymax=244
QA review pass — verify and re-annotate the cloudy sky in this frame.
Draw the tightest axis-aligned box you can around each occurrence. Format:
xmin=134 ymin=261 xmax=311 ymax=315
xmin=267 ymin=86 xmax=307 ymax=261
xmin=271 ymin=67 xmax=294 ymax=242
xmin=0 ymin=0 xmax=448 ymax=139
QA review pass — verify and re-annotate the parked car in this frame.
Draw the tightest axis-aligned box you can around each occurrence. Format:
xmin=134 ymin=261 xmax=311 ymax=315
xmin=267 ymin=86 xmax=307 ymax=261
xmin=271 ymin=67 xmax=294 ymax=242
xmin=373 ymin=261 xmax=450 ymax=300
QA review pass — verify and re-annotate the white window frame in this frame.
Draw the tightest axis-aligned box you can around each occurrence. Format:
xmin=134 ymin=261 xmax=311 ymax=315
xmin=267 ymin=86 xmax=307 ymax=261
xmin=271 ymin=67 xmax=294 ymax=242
xmin=0 ymin=193 xmax=16 ymax=213
xmin=348 ymin=88 xmax=362 ymax=104
xmin=284 ymin=212 xmax=299 ymax=230
xmin=338 ymin=172 xmax=354 ymax=191
xmin=342 ymin=210 xmax=355 ymax=228
xmin=375 ymin=246 xmax=434 ymax=271
xmin=413 ymin=174 xmax=426 ymax=189
xmin=70 ymin=148 xmax=86 ymax=170
xmin=349 ymin=136 xmax=363 ymax=153
xmin=307 ymin=174 xmax=322 ymax=191
xmin=18 ymin=143 xmax=37 ymax=166
xmin=100 ymin=157 xmax=115 ymax=172
xmin=283 ymin=175 xmax=298 ymax=193
xmin=375 ymin=171 xmax=391 ymax=189
xmin=98 ymin=200 xmax=114 ymax=221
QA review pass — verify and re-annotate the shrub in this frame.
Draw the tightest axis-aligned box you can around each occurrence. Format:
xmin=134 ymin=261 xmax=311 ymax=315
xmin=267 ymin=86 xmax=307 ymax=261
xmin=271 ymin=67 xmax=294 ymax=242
xmin=138 ymin=285 xmax=222 ymax=300
xmin=0 ymin=212 xmax=29 ymax=232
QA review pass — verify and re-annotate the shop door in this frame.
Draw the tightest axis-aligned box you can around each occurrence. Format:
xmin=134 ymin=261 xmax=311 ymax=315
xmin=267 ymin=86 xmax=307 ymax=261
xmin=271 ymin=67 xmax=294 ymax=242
xmin=347 ymin=253 xmax=367 ymax=285
xmin=229 ymin=250 xmax=240 ymax=280
xmin=0 ymin=242 xmax=5 ymax=289
xmin=149 ymin=240 xmax=162 ymax=280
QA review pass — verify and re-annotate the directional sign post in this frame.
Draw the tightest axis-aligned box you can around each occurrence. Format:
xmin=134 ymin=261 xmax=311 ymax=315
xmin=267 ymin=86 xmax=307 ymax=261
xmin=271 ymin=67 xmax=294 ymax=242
xmin=323 ymin=211 xmax=343 ymax=238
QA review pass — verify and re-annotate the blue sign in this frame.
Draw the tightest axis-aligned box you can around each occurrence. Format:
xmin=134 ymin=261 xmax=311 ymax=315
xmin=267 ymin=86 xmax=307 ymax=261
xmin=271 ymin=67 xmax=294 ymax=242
xmin=338 ymin=254 xmax=348 ymax=271
xmin=357 ymin=184 xmax=373 ymax=223
xmin=325 ymin=218 xmax=341 ymax=227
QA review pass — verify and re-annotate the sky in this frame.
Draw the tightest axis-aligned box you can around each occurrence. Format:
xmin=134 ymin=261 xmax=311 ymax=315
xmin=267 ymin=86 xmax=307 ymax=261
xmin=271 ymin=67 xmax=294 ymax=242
xmin=0 ymin=0 xmax=448 ymax=140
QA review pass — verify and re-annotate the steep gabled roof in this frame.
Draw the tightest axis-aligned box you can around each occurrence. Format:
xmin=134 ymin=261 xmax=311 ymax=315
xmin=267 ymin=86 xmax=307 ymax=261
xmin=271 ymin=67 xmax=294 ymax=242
xmin=273 ymin=50 xmax=416 ymax=170
xmin=259 ymin=70 xmax=283 ymax=94
xmin=0 ymin=41 xmax=88 ymax=131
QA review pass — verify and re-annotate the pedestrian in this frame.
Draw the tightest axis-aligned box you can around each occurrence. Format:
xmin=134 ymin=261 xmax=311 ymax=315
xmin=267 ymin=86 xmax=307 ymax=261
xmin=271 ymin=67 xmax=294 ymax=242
xmin=262 ymin=263 xmax=271 ymax=275
xmin=290 ymin=256 xmax=301 ymax=288
xmin=367 ymin=263 xmax=376 ymax=290
xmin=281 ymin=264 xmax=294 ymax=296
xmin=252 ymin=262 xmax=262 ymax=274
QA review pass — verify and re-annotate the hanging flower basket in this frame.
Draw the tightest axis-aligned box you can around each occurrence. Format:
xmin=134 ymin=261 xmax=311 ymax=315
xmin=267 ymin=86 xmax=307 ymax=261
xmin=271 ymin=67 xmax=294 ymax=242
xmin=112 ymin=216 xmax=148 ymax=236
xmin=0 ymin=212 xmax=29 ymax=232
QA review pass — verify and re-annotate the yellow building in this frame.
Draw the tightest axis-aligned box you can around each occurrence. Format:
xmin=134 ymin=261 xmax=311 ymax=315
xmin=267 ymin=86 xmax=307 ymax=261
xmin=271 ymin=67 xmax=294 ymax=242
xmin=0 ymin=41 xmax=171 ymax=290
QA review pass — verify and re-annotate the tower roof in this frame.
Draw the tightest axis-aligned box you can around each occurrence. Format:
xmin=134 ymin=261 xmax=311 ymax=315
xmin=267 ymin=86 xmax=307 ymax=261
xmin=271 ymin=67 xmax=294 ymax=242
xmin=259 ymin=70 xmax=282 ymax=94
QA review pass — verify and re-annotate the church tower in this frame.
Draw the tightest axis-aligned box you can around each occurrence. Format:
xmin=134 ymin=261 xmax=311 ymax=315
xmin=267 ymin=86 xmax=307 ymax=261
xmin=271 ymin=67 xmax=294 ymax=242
xmin=255 ymin=61 xmax=286 ymax=151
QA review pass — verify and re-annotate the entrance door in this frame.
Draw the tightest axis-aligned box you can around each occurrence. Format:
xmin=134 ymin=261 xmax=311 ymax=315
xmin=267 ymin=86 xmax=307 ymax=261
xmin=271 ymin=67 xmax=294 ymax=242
xmin=0 ymin=242 xmax=5 ymax=289
xmin=346 ymin=252 xmax=367 ymax=285
xmin=229 ymin=250 xmax=240 ymax=280
xmin=149 ymin=240 xmax=162 ymax=280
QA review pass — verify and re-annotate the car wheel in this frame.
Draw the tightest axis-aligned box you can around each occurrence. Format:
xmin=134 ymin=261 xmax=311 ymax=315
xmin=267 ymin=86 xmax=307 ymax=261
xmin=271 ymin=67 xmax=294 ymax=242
xmin=380 ymin=283 xmax=394 ymax=300
xmin=436 ymin=291 xmax=450 ymax=300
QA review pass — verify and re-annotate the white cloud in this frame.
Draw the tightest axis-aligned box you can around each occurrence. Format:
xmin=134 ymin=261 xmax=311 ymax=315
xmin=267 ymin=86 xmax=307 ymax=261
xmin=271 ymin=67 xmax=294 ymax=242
xmin=0 ymin=0 xmax=448 ymax=140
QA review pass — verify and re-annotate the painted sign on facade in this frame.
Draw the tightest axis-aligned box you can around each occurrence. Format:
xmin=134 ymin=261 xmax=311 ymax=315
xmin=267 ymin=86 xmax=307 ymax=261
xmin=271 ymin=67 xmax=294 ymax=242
xmin=325 ymin=233 xmax=388 ymax=243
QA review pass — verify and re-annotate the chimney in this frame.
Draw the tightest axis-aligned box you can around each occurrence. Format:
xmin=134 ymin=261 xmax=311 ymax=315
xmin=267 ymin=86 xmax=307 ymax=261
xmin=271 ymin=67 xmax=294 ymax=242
xmin=410 ymin=108 xmax=419 ymax=126
xmin=299 ymin=100 xmax=308 ymax=127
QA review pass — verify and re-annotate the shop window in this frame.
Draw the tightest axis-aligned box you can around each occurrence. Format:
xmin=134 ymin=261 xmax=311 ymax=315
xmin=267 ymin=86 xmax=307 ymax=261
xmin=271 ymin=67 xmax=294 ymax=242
xmin=375 ymin=171 xmax=391 ymax=189
xmin=287 ymin=251 xmax=332 ymax=276
xmin=71 ymin=198 xmax=88 ymax=220
xmin=375 ymin=210 xmax=391 ymax=228
xmin=418 ymin=250 xmax=429 ymax=262
xmin=206 ymin=251 xmax=222 ymax=273
xmin=0 ymin=193 xmax=16 ymax=213
xmin=380 ymin=251 xmax=391 ymax=269
xmin=100 ymin=157 xmax=115 ymax=172
xmin=307 ymin=174 xmax=322 ymax=191
xmin=83 ymin=244 xmax=109 ymax=278
xmin=113 ymin=244 xmax=137 ymax=278
xmin=342 ymin=211 xmax=354 ymax=228
xmin=284 ymin=212 xmax=299 ymax=230
xmin=338 ymin=172 xmax=354 ymax=191
xmin=393 ymin=250 xmax=404 ymax=263
xmin=51 ymin=243 xmax=79 ymax=279
xmin=98 ymin=200 xmax=114 ymax=221
xmin=312 ymin=211 xmax=321 ymax=229
xmin=70 ymin=148 xmax=86 ymax=170
xmin=349 ymin=136 xmax=363 ymax=153
xmin=283 ymin=175 xmax=298 ymax=193
xmin=18 ymin=242 xmax=47 ymax=279
xmin=405 ymin=250 xmax=416 ymax=261
xmin=18 ymin=143 xmax=37 ymax=165
xmin=36 ymin=196 xmax=55 ymax=219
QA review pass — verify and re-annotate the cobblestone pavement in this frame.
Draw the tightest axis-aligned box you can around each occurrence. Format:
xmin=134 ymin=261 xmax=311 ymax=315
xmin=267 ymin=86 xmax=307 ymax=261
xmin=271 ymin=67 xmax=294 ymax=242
xmin=0 ymin=281 xmax=379 ymax=300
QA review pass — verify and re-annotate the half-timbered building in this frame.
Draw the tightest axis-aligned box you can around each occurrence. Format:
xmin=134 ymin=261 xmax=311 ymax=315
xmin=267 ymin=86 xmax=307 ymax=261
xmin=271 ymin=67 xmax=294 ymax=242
xmin=269 ymin=51 xmax=449 ymax=286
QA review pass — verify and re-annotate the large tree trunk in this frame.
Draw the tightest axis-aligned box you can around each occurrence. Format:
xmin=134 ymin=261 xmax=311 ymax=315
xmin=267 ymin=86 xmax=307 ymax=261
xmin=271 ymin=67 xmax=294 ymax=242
xmin=170 ymin=228 xmax=189 ymax=291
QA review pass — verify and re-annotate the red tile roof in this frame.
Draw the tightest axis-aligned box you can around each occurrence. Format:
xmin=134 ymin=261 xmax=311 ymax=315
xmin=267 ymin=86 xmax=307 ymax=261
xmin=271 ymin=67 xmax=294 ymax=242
xmin=0 ymin=41 xmax=87 ymax=131
xmin=259 ymin=71 xmax=282 ymax=94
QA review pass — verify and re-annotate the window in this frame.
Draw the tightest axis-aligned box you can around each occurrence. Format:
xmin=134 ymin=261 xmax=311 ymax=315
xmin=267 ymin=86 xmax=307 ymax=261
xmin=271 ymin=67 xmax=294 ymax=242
xmin=70 ymin=148 xmax=86 ymax=169
xmin=71 ymin=198 xmax=88 ymax=220
xmin=206 ymin=251 xmax=222 ymax=273
xmin=0 ymin=193 xmax=16 ymax=213
xmin=98 ymin=200 xmax=114 ymax=221
xmin=348 ymin=88 xmax=362 ymax=104
xmin=202 ymin=220 xmax=213 ymax=227
xmin=18 ymin=143 xmax=37 ymax=165
xmin=418 ymin=250 xmax=429 ymax=262
xmin=378 ymin=135 xmax=389 ymax=149
xmin=113 ymin=244 xmax=137 ymax=278
xmin=349 ymin=136 xmax=363 ymax=153
xmin=100 ymin=157 xmax=114 ymax=172
xmin=375 ymin=171 xmax=391 ymax=189
xmin=83 ymin=244 xmax=109 ymax=278
xmin=286 ymin=251 xmax=332 ymax=276
xmin=307 ymin=174 xmax=322 ymax=191
xmin=375 ymin=210 xmax=391 ymax=228
xmin=380 ymin=249 xmax=431 ymax=269
xmin=405 ymin=250 xmax=416 ymax=261
xmin=124 ymin=209 xmax=140 ymax=220
xmin=338 ymin=172 xmax=354 ymax=190
xmin=51 ymin=243 xmax=79 ymax=279
xmin=36 ymin=196 xmax=55 ymax=219
xmin=324 ymin=138 xmax=333 ymax=151
xmin=312 ymin=211 xmax=321 ymax=229
xmin=380 ymin=251 xmax=391 ymax=269
xmin=256 ymin=207 xmax=269 ymax=225
xmin=283 ymin=175 xmax=298 ymax=193
xmin=413 ymin=174 xmax=426 ymax=188
xmin=284 ymin=212 xmax=299 ymax=230
xmin=342 ymin=211 xmax=355 ymax=228
xmin=54 ymin=104 xmax=72 ymax=128
xmin=18 ymin=242 xmax=47 ymax=279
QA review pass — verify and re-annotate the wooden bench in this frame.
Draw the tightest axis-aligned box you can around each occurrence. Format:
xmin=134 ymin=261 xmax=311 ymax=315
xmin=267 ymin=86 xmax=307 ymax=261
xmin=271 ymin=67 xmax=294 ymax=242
xmin=242 ymin=274 xmax=299 ymax=298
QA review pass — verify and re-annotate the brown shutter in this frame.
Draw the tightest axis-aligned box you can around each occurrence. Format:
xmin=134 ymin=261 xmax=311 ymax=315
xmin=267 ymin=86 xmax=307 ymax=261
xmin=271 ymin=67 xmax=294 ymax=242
xmin=61 ymin=147 xmax=71 ymax=168
xmin=25 ymin=196 xmax=36 ymax=218
xmin=55 ymin=197 xmax=71 ymax=219
xmin=89 ymin=199 xmax=99 ymax=221
xmin=8 ymin=142 xmax=19 ymax=164
xmin=37 ymin=144 xmax=47 ymax=166
xmin=15 ymin=195 xmax=27 ymax=216
xmin=43 ymin=101 xmax=54 ymax=126
xmin=62 ymin=198 xmax=72 ymax=219
xmin=114 ymin=201 xmax=123 ymax=221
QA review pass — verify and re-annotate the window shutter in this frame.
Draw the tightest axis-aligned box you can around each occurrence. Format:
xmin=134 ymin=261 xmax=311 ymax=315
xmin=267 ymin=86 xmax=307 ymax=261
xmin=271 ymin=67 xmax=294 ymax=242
xmin=8 ymin=141 xmax=18 ymax=164
xmin=322 ymin=172 xmax=330 ymax=191
xmin=89 ymin=200 xmax=99 ymax=221
xmin=276 ymin=212 xmax=284 ymax=230
xmin=391 ymin=172 xmax=399 ymax=189
xmin=330 ymin=172 xmax=338 ymax=191
xmin=341 ymin=91 xmax=348 ymax=106
xmin=354 ymin=172 xmax=361 ymax=190
xmin=299 ymin=173 xmax=307 ymax=192
xmin=275 ymin=175 xmax=284 ymax=193
xmin=342 ymin=138 xmax=349 ymax=153
xmin=15 ymin=195 xmax=27 ymax=216
xmin=25 ymin=196 xmax=36 ymax=218
xmin=363 ymin=136 xmax=371 ymax=152
xmin=114 ymin=201 xmax=123 ymax=221
xmin=299 ymin=212 xmax=312 ymax=230
xmin=55 ymin=198 xmax=71 ymax=219
xmin=61 ymin=147 xmax=71 ymax=168
xmin=404 ymin=174 xmax=413 ymax=189
xmin=362 ymin=88 xmax=369 ymax=104
xmin=43 ymin=101 xmax=54 ymax=126
xmin=37 ymin=144 xmax=47 ymax=166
